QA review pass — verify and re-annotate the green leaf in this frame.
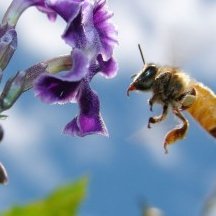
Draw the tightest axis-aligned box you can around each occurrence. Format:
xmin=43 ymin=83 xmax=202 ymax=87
xmin=2 ymin=177 xmax=88 ymax=216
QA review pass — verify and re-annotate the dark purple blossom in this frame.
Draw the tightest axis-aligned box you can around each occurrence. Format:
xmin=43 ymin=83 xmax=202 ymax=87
xmin=34 ymin=0 xmax=118 ymax=137
xmin=64 ymin=80 xmax=108 ymax=136
xmin=35 ymin=49 xmax=88 ymax=104
xmin=3 ymin=0 xmax=118 ymax=137
xmin=35 ymin=48 xmax=117 ymax=136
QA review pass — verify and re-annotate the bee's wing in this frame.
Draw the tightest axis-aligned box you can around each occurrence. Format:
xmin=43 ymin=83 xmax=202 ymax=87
xmin=187 ymin=81 xmax=216 ymax=138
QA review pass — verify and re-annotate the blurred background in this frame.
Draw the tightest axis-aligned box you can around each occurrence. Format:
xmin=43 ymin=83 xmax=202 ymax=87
xmin=0 ymin=0 xmax=216 ymax=215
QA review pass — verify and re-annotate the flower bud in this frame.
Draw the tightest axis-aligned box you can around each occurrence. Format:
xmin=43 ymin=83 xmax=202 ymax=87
xmin=0 ymin=24 xmax=17 ymax=72
xmin=0 ymin=71 xmax=26 ymax=112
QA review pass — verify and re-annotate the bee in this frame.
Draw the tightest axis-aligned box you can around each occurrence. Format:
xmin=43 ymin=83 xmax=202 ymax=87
xmin=127 ymin=44 xmax=216 ymax=153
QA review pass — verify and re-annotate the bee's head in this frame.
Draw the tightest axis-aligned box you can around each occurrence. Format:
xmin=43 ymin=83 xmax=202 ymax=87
xmin=127 ymin=44 xmax=158 ymax=96
xmin=127 ymin=64 xmax=158 ymax=95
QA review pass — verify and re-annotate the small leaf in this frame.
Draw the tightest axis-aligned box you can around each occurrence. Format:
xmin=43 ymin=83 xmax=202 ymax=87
xmin=2 ymin=177 xmax=88 ymax=216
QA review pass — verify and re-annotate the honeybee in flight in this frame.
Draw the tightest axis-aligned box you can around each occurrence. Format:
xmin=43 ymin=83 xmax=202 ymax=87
xmin=127 ymin=44 xmax=216 ymax=153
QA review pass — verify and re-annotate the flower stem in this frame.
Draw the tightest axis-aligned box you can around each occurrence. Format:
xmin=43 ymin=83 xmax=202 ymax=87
xmin=2 ymin=0 xmax=42 ymax=27
xmin=0 ymin=54 xmax=72 ymax=113
xmin=23 ymin=54 xmax=72 ymax=91
xmin=44 ymin=54 xmax=72 ymax=74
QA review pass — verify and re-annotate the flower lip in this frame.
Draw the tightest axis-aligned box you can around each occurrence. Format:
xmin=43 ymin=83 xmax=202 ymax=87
xmin=63 ymin=81 xmax=108 ymax=137
xmin=34 ymin=74 xmax=81 ymax=104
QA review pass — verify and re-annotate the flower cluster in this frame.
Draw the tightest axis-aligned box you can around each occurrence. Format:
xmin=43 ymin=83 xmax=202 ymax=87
xmin=0 ymin=0 xmax=118 ymax=183
xmin=1 ymin=0 xmax=118 ymax=137
xmin=34 ymin=0 xmax=118 ymax=136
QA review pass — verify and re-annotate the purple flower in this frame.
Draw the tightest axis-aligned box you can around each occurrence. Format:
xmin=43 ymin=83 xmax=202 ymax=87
xmin=35 ymin=48 xmax=117 ymax=136
xmin=3 ymin=0 xmax=118 ymax=137
xmin=34 ymin=0 xmax=118 ymax=137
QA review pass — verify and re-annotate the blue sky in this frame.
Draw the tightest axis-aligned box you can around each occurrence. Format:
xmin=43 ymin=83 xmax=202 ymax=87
xmin=0 ymin=0 xmax=216 ymax=216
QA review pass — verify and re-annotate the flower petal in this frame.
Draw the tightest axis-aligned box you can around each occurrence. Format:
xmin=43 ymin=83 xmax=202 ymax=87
xmin=62 ymin=0 xmax=118 ymax=60
xmin=46 ymin=0 xmax=83 ymax=22
xmin=64 ymin=81 xmax=108 ymax=136
xmin=64 ymin=117 xmax=80 ymax=136
xmin=37 ymin=5 xmax=57 ymax=22
xmin=97 ymin=54 xmax=118 ymax=78
xmin=34 ymin=74 xmax=80 ymax=104
xmin=62 ymin=48 xmax=89 ymax=81
xmin=93 ymin=0 xmax=118 ymax=60
xmin=62 ymin=8 xmax=87 ymax=49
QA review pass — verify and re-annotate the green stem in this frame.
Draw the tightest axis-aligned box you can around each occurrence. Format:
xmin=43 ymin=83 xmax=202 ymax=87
xmin=23 ymin=54 xmax=72 ymax=91
xmin=2 ymin=0 xmax=42 ymax=27
xmin=0 ymin=54 xmax=72 ymax=113
xmin=44 ymin=55 xmax=72 ymax=74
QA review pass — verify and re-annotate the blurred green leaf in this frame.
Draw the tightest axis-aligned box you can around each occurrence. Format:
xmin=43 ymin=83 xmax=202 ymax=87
xmin=2 ymin=177 xmax=88 ymax=216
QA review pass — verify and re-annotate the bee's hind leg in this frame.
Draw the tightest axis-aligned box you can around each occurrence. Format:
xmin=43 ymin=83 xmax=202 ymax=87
xmin=148 ymin=104 xmax=168 ymax=128
xmin=164 ymin=109 xmax=189 ymax=154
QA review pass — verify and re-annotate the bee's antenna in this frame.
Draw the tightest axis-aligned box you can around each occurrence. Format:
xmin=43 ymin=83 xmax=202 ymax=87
xmin=138 ymin=44 xmax=145 ymax=65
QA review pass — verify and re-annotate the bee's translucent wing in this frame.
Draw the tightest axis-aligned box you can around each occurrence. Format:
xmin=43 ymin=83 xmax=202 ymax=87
xmin=187 ymin=81 xmax=216 ymax=138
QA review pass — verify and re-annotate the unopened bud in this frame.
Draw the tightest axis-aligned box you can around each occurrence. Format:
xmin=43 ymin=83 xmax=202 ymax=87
xmin=0 ymin=24 xmax=17 ymax=72
xmin=0 ymin=71 xmax=26 ymax=112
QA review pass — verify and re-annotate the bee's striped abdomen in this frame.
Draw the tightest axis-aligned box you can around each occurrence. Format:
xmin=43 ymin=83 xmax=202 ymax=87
xmin=187 ymin=82 xmax=216 ymax=138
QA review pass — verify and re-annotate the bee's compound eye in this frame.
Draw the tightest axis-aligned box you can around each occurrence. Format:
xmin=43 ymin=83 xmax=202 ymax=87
xmin=145 ymin=70 xmax=151 ymax=77
xmin=134 ymin=65 xmax=157 ymax=91
xmin=145 ymin=65 xmax=157 ymax=78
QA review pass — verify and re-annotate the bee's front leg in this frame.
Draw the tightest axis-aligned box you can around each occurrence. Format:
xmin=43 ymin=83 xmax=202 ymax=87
xmin=148 ymin=94 xmax=159 ymax=111
xmin=164 ymin=109 xmax=189 ymax=153
xmin=148 ymin=104 xmax=168 ymax=128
